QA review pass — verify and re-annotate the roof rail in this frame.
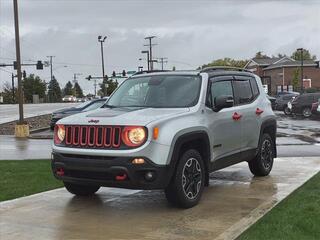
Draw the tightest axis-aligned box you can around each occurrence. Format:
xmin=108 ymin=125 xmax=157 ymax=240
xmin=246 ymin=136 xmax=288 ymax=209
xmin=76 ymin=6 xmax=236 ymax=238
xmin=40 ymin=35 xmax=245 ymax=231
xmin=200 ymin=66 xmax=252 ymax=73
xmin=132 ymin=70 xmax=170 ymax=76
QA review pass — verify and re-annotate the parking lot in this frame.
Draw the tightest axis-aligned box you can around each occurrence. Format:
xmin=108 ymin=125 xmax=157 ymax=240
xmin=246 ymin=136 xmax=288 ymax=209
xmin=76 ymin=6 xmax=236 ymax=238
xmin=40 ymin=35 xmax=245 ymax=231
xmin=1 ymin=157 xmax=319 ymax=240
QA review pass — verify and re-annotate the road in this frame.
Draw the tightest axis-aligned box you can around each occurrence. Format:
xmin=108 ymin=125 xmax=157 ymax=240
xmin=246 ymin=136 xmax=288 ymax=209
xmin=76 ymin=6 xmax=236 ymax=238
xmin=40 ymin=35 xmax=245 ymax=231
xmin=0 ymin=103 xmax=78 ymax=124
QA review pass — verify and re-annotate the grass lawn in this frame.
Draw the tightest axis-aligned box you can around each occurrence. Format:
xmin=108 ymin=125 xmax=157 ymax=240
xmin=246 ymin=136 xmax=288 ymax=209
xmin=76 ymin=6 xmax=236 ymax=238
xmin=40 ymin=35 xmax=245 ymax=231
xmin=0 ymin=160 xmax=63 ymax=202
xmin=238 ymin=172 xmax=320 ymax=240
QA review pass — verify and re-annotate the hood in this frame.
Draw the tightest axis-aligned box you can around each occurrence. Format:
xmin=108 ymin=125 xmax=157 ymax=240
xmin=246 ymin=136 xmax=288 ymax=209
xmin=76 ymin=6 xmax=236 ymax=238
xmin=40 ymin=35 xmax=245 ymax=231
xmin=53 ymin=107 xmax=79 ymax=114
xmin=59 ymin=107 xmax=189 ymax=126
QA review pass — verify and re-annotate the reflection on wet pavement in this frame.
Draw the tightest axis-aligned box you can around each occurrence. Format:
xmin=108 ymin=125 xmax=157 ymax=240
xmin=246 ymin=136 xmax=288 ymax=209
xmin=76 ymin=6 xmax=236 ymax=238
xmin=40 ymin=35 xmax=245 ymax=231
xmin=1 ymin=157 xmax=319 ymax=240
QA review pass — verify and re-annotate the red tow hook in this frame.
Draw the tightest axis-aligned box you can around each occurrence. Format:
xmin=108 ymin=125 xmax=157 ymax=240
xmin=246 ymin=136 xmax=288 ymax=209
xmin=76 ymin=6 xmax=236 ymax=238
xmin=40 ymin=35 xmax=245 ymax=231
xmin=115 ymin=173 xmax=127 ymax=181
xmin=56 ymin=168 xmax=65 ymax=176
xmin=232 ymin=112 xmax=242 ymax=121
xmin=256 ymin=108 xmax=264 ymax=115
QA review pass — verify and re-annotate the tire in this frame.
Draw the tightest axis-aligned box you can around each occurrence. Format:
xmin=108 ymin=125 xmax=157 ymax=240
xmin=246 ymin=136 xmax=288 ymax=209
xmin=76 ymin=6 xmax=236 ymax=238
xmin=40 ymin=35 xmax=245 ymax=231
xmin=64 ymin=182 xmax=100 ymax=196
xmin=165 ymin=149 xmax=205 ymax=208
xmin=302 ymin=107 xmax=312 ymax=118
xmin=284 ymin=106 xmax=291 ymax=115
xmin=248 ymin=133 xmax=274 ymax=177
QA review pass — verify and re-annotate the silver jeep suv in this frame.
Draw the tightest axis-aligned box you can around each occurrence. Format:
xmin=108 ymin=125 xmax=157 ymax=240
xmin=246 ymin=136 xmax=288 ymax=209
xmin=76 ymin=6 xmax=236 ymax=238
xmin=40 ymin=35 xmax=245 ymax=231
xmin=52 ymin=67 xmax=277 ymax=208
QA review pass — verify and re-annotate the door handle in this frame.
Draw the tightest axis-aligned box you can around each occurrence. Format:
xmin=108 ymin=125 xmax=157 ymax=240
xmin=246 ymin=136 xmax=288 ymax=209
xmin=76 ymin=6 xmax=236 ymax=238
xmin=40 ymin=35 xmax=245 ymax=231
xmin=256 ymin=108 xmax=264 ymax=115
xmin=232 ymin=112 xmax=242 ymax=121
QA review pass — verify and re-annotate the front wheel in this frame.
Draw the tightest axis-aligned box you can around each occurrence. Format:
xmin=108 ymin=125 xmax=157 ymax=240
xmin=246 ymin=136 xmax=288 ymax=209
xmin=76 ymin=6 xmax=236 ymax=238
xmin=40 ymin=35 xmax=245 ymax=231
xmin=64 ymin=182 xmax=100 ymax=196
xmin=249 ymin=133 xmax=274 ymax=176
xmin=165 ymin=149 xmax=205 ymax=208
xmin=284 ymin=106 xmax=291 ymax=115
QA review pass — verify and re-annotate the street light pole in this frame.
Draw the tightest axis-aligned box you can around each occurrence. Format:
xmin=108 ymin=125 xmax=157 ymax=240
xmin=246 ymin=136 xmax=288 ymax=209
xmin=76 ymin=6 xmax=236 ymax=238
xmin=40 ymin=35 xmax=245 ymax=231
xmin=98 ymin=36 xmax=107 ymax=78
xmin=144 ymin=36 xmax=156 ymax=70
xmin=297 ymin=48 xmax=304 ymax=93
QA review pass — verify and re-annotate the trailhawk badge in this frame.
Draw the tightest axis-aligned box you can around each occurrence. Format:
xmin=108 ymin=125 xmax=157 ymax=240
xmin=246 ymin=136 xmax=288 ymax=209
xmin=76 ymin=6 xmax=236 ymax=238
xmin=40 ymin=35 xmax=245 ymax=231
xmin=88 ymin=119 xmax=99 ymax=123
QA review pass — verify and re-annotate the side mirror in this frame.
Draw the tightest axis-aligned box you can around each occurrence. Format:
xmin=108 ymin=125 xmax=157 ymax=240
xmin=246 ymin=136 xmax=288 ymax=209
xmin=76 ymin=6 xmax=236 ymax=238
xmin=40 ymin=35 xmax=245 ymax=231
xmin=214 ymin=95 xmax=234 ymax=111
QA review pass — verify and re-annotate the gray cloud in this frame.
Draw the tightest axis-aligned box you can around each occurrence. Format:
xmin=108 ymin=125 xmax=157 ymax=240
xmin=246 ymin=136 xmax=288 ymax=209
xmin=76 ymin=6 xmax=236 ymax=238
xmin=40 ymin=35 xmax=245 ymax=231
xmin=1 ymin=0 xmax=320 ymax=93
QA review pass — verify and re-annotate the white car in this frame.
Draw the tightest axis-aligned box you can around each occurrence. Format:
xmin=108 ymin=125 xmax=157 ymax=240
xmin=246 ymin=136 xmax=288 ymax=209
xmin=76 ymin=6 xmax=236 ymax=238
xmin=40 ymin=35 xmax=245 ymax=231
xmin=62 ymin=95 xmax=77 ymax=102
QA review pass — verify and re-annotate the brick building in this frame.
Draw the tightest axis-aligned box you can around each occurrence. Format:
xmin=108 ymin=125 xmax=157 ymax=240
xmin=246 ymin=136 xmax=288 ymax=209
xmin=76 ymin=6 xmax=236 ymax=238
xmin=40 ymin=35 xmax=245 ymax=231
xmin=244 ymin=57 xmax=320 ymax=95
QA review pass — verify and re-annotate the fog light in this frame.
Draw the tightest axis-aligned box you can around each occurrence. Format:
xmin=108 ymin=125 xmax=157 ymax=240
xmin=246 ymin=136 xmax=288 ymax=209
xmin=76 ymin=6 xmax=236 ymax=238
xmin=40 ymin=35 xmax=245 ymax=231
xmin=144 ymin=171 xmax=155 ymax=182
xmin=132 ymin=158 xmax=145 ymax=165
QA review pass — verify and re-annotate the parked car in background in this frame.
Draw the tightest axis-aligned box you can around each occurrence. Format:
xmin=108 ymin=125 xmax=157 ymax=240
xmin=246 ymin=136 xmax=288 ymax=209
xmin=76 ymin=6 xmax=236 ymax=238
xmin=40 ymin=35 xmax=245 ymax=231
xmin=275 ymin=92 xmax=299 ymax=113
xmin=62 ymin=95 xmax=77 ymax=102
xmin=267 ymin=96 xmax=276 ymax=110
xmin=291 ymin=93 xmax=320 ymax=117
xmin=50 ymin=98 xmax=107 ymax=130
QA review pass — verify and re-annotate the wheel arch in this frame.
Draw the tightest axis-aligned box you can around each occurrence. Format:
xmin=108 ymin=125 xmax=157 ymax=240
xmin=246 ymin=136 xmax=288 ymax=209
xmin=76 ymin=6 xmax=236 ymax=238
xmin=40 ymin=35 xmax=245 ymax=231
xmin=259 ymin=118 xmax=277 ymax=158
xmin=167 ymin=130 xmax=211 ymax=187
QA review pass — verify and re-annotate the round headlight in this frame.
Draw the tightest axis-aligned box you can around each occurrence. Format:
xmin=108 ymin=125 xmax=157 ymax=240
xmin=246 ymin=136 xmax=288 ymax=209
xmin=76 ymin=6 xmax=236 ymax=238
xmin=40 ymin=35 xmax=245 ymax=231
xmin=122 ymin=126 xmax=146 ymax=147
xmin=54 ymin=124 xmax=65 ymax=144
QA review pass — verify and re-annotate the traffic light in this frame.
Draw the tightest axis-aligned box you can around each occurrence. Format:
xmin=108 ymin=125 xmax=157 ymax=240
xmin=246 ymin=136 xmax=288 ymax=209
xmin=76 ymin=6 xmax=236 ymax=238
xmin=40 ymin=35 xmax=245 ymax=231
xmin=122 ymin=70 xmax=126 ymax=77
xmin=13 ymin=61 xmax=17 ymax=70
xmin=103 ymin=75 xmax=108 ymax=81
xmin=86 ymin=75 xmax=92 ymax=80
xmin=112 ymin=71 xmax=116 ymax=77
xmin=36 ymin=61 xmax=43 ymax=70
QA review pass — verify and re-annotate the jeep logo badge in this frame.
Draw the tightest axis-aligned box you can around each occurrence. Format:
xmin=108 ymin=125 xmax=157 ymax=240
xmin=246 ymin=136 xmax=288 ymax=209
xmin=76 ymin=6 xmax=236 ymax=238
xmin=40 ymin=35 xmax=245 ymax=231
xmin=88 ymin=119 xmax=99 ymax=123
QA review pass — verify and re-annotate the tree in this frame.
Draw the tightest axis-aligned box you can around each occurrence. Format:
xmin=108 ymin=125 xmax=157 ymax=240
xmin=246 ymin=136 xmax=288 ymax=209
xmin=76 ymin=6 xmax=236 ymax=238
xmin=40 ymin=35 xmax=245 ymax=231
xmin=292 ymin=68 xmax=300 ymax=91
xmin=22 ymin=74 xmax=46 ymax=103
xmin=291 ymin=49 xmax=316 ymax=61
xmin=201 ymin=57 xmax=247 ymax=69
xmin=73 ymin=82 xmax=84 ymax=98
xmin=255 ymin=51 xmax=270 ymax=59
xmin=1 ymin=82 xmax=18 ymax=104
xmin=47 ymin=76 xmax=62 ymax=102
xmin=63 ymin=81 xmax=73 ymax=96
xmin=98 ymin=78 xmax=118 ymax=97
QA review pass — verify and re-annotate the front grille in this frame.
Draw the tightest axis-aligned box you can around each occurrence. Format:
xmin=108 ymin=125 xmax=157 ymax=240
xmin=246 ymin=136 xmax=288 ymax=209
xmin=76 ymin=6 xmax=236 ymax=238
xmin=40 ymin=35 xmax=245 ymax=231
xmin=64 ymin=125 xmax=122 ymax=149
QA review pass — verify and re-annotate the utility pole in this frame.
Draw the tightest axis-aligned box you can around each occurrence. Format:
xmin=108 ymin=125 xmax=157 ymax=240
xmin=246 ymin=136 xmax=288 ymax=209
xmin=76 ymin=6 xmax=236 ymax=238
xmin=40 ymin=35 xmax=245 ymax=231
xmin=157 ymin=57 xmax=168 ymax=70
xmin=11 ymin=73 xmax=15 ymax=102
xmin=297 ymin=48 xmax=304 ymax=93
xmin=98 ymin=36 xmax=107 ymax=78
xmin=13 ymin=0 xmax=23 ymax=124
xmin=73 ymin=73 xmax=82 ymax=97
xmin=141 ymin=51 xmax=150 ymax=71
xmin=144 ymin=36 xmax=157 ymax=70
xmin=47 ymin=55 xmax=55 ymax=82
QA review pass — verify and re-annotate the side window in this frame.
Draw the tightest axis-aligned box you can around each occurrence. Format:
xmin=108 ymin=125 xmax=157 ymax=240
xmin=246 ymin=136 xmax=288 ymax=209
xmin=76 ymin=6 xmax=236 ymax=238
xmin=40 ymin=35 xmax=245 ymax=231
xmin=209 ymin=80 xmax=233 ymax=107
xmin=233 ymin=80 xmax=253 ymax=105
xmin=249 ymin=77 xmax=259 ymax=98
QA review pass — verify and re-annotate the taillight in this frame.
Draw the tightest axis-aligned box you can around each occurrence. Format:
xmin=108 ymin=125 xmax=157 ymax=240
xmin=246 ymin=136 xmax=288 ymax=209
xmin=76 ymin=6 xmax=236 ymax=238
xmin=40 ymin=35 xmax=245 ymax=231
xmin=121 ymin=126 xmax=146 ymax=147
xmin=54 ymin=124 xmax=65 ymax=145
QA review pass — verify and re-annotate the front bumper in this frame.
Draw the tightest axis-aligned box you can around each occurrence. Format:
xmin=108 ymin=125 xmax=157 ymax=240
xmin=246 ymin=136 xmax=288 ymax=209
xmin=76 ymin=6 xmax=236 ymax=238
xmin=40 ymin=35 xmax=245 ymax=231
xmin=52 ymin=152 xmax=171 ymax=190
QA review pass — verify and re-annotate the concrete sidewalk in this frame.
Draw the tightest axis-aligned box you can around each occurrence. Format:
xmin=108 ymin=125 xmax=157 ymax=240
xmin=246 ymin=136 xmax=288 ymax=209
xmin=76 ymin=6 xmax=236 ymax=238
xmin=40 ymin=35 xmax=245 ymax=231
xmin=1 ymin=157 xmax=319 ymax=240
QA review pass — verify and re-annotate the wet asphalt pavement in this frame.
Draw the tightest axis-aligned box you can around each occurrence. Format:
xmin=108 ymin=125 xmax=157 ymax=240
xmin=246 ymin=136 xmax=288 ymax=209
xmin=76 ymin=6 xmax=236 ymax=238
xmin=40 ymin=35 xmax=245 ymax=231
xmin=1 ymin=157 xmax=320 ymax=240
xmin=0 ymin=111 xmax=319 ymax=160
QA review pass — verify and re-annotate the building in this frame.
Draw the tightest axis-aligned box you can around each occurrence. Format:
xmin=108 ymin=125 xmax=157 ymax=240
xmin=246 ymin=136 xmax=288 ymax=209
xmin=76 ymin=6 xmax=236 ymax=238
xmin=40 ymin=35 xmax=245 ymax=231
xmin=244 ymin=57 xmax=320 ymax=95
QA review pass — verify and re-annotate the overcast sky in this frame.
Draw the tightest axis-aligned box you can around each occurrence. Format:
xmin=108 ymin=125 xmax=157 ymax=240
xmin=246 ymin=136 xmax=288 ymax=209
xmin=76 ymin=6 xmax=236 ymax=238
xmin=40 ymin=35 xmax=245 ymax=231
xmin=0 ymin=0 xmax=320 ymax=94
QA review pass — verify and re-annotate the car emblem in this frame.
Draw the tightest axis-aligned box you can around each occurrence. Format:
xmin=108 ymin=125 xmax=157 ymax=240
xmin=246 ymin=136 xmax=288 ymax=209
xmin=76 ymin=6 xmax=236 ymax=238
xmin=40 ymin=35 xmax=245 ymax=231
xmin=88 ymin=119 xmax=99 ymax=123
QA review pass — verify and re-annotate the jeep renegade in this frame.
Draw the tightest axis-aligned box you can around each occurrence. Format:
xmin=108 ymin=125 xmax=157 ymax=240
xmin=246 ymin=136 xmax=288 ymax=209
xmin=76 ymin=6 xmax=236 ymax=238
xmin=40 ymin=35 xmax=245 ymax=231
xmin=52 ymin=67 xmax=277 ymax=208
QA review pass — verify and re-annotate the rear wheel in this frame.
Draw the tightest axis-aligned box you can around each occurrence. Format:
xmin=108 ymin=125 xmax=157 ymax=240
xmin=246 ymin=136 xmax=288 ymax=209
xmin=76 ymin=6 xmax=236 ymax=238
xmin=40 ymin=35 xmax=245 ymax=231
xmin=302 ymin=107 xmax=312 ymax=118
xmin=249 ymin=133 xmax=274 ymax=176
xmin=64 ymin=182 xmax=100 ymax=196
xmin=165 ymin=149 xmax=205 ymax=208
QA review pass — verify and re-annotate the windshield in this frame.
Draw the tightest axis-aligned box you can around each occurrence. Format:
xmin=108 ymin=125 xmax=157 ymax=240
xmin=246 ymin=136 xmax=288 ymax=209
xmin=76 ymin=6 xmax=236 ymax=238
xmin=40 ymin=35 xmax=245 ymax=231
xmin=106 ymin=75 xmax=201 ymax=108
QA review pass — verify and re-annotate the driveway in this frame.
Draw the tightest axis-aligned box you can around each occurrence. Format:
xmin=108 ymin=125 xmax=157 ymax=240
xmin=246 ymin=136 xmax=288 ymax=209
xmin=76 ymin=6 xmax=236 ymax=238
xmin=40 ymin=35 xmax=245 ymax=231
xmin=1 ymin=157 xmax=319 ymax=240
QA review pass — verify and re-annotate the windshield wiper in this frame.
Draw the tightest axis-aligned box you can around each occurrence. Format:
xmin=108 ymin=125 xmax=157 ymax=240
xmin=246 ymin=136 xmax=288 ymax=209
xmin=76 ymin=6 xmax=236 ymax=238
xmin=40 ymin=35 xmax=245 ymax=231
xmin=102 ymin=104 xmax=118 ymax=109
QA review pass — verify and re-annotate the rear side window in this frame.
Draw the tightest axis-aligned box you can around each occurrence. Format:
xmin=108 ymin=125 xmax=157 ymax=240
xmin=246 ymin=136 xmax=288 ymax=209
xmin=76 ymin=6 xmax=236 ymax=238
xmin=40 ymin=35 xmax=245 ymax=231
xmin=233 ymin=80 xmax=253 ymax=104
xmin=249 ymin=77 xmax=259 ymax=98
